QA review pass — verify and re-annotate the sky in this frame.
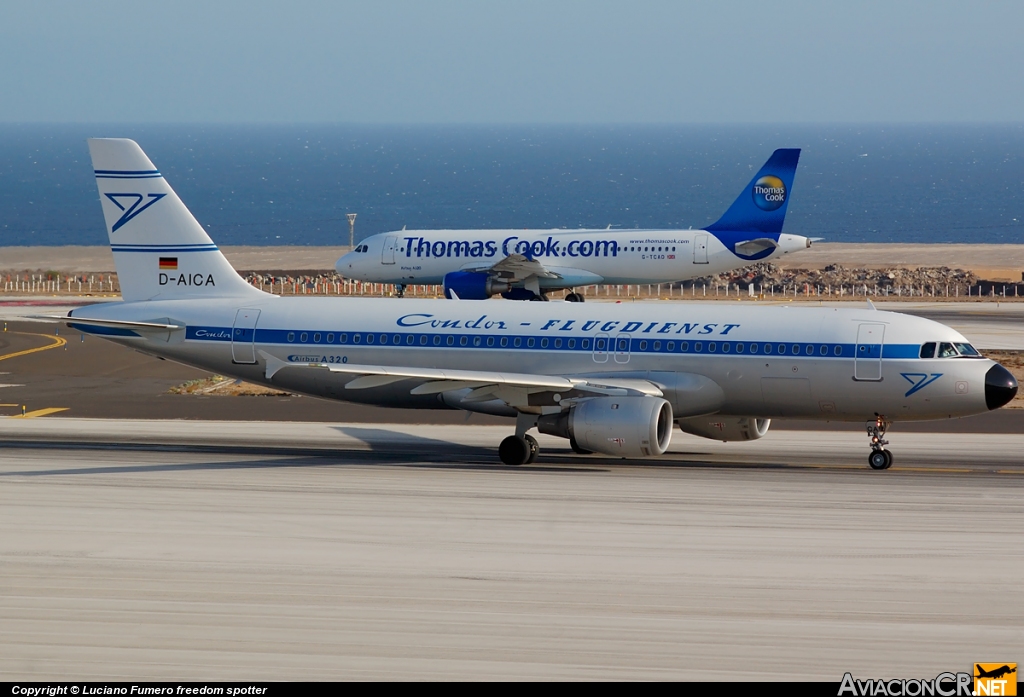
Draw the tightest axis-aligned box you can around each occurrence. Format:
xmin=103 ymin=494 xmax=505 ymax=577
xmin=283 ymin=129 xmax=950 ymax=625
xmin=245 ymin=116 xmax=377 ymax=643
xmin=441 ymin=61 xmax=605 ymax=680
xmin=1 ymin=1 xmax=1022 ymax=123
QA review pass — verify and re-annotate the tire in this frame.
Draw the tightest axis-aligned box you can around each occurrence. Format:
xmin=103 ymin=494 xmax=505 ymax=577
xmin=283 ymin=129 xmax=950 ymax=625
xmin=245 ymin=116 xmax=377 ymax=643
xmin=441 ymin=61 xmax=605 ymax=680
xmin=868 ymin=450 xmax=889 ymax=470
xmin=565 ymin=292 xmax=584 ymax=303
xmin=883 ymin=450 xmax=893 ymax=469
xmin=524 ymin=434 xmax=539 ymax=464
xmin=499 ymin=435 xmax=531 ymax=466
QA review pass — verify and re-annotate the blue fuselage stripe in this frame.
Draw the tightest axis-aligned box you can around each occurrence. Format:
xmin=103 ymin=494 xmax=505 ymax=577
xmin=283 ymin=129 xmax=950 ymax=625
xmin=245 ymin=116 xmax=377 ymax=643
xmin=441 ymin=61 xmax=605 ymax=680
xmin=185 ymin=325 xmax=920 ymax=360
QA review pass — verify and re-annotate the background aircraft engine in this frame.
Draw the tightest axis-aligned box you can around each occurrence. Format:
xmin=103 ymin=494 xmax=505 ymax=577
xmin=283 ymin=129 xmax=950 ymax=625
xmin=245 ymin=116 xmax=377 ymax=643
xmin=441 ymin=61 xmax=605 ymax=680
xmin=443 ymin=271 xmax=511 ymax=299
xmin=538 ymin=395 xmax=673 ymax=457
xmin=676 ymin=416 xmax=771 ymax=442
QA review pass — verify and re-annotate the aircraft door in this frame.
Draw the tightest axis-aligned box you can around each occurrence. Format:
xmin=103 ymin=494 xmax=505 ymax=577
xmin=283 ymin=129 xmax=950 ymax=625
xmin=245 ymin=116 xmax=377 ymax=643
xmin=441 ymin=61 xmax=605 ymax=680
xmin=854 ymin=323 xmax=885 ymax=381
xmin=593 ymin=333 xmax=610 ymax=363
xmin=381 ymin=236 xmax=398 ymax=265
xmin=694 ymin=234 xmax=709 ymax=264
xmin=614 ymin=333 xmax=631 ymax=364
xmin=231 ymin=308 xmax=261 ymax=364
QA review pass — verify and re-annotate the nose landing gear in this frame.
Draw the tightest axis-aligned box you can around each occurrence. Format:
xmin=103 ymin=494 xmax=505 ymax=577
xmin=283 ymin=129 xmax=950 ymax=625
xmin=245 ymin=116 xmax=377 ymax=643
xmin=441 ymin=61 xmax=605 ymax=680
xmin=866 ymin=416 xmax=893 ymax=470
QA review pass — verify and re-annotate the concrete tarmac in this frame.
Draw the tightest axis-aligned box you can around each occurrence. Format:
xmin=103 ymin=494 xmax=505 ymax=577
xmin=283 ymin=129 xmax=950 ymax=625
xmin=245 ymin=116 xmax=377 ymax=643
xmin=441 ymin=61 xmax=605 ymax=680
xmin=0 ymin=420 xmax=1022 ymax=680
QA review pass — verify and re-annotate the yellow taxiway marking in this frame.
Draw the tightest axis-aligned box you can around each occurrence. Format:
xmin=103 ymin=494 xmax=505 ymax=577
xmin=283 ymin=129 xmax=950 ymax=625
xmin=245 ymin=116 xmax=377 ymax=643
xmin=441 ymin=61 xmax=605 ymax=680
xmin=0 ymin=403 xmax=19 ymax=407
xmin=10 ymin=407 xmax=69 ymax=418
xmin=0 ymin=332 xmax=67 ymax=362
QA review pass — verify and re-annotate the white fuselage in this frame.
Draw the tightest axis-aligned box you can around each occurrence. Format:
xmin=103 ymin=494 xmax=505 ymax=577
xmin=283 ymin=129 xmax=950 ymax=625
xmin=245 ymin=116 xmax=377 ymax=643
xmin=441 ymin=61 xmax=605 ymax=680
xmin=336 ymin=229 xmax=810 ymax=287
xmin=71 ymin=295 xmax=995 ymax=423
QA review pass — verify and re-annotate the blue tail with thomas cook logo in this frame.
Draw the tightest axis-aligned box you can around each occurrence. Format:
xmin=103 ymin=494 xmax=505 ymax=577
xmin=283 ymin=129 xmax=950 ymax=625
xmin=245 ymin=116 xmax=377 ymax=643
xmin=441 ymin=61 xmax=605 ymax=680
xmin=707 ymin=148 xmax=800 ymax=235
xmin=88 ymin=138 xmax=265 ymax=303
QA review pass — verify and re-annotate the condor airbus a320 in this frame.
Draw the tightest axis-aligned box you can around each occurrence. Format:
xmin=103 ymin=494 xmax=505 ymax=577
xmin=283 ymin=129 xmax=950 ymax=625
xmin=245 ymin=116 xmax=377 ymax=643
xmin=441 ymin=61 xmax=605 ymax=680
xmin=336 ymin=149 xmax=812 ymax=301
xmin=59 ymin=139 xmax=1016 ymax=468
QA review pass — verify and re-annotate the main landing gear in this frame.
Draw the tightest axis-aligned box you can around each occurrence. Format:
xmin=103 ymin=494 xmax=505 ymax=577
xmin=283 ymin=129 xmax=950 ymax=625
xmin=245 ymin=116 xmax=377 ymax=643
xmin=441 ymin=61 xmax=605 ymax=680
xmin=499 ymin=413 xmax=540 ymax=465
xmin=565 ymin=291 xmax=585 ymax=303
xmin=866 ymin=416 xmax=893 ymax=470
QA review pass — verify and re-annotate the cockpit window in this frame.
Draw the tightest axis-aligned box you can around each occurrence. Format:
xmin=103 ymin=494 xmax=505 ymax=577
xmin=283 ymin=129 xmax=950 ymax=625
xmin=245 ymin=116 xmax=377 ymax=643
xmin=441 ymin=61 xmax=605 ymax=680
xmin=920 ymin=342 xmax=936 ymax=359
xmin=954 ymin=342 xmax=981 ymax=357
xmin=938 ymin=342 xmax=958 ymax=358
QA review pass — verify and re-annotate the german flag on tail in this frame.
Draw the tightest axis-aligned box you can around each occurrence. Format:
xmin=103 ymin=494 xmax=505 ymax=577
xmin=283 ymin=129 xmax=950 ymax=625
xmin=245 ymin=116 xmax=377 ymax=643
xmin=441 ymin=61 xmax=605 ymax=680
xmin=159 ymin=257 xmax=178 ymax=270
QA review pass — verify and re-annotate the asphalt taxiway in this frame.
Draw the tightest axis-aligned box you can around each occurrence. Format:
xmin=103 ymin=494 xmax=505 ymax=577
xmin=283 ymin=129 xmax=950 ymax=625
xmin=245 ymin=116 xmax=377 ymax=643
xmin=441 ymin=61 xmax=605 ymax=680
xmin=0 ymin=420 xmax=1022 ymax=680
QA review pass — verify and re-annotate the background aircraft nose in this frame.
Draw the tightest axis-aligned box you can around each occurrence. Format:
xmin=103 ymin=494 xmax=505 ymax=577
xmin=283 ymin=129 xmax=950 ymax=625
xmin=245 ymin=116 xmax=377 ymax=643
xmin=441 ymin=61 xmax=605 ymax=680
xmin=985 ymin=363 xmax=1018 ymax=410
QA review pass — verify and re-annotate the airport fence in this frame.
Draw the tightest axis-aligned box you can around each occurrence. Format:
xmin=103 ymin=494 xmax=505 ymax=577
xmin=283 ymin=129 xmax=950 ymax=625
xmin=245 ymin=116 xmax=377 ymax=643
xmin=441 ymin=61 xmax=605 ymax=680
xmin=3 ymin=270 xmax=1024 ymax=301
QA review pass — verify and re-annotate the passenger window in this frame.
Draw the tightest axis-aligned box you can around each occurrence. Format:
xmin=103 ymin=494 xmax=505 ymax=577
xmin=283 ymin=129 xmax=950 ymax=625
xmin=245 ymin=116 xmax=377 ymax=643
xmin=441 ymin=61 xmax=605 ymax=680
xmin=366 ymin=334 xmax=374 ymax=344
xmin=300 ymin=332 xmax=308 ymax=343
xmin=460 ymin=336 xmax=467 ymax=346
xmin=501 ymin=337 xmax=508 ymax=347
xmin=515 ymin=337 xmax=522 ymax=347
xmin=938 ymin=342 xmax=958 ymax=358
xmin=736 ymin=343 xmax=744 ymax=353
xmin=380 ymin=334 xmax=387 ymax=344
xmin=654 ymin=341 xmax=661 ymax=351
xmin=419 ymin=335 xmax=427 ymax=345
xmin=667 ymin=341 xmax=675 ymax=351
xmin=721 ymin=343 xmax=729 ymax=353
xmin=487 ymin=337 xmax=495 ymax=347
xmin=819 ymin=345 xmax=827 ymax=356
xmin=287 ymin=332 xmax=295 ymax=342
xmin=351 ymin=334 xmax=359 ymax=344
xmin=920 ymin=342 xmax=936 ymax=359
xmin=446 ymin=336 xmax=454 ymax=346
xmin=581 ymin=339 xmax=589 ymax=349
xmin=681 ymin=341 xmax=689 ymax=351
xmin=708 ymin=342 xmax=716 ymax=353
xmin=541 ymin=338 xmax=548 ymax=348
xmin=567 ymin=339 xmax=574 ymax=349
xmin=433 ymin=335 xmax=441 ymax=346
xmin=639 ymin=340 xmax=647 ymax=350
xmin=313 ymin=333 xmax=321 ymax=343
xmin=834 ymin=346 xmax=842 ymax=356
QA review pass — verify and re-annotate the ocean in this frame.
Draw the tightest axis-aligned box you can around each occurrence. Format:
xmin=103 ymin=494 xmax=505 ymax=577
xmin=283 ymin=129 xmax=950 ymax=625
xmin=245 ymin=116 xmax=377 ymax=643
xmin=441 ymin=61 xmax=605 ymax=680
xmin=1 ymin=123 xmax=1023 ymax=247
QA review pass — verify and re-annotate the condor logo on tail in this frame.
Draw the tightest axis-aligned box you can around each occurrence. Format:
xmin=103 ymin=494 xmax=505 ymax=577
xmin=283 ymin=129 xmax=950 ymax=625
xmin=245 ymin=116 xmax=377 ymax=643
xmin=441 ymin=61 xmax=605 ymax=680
xmin=104 ymin=193 xmax=166 ymax=232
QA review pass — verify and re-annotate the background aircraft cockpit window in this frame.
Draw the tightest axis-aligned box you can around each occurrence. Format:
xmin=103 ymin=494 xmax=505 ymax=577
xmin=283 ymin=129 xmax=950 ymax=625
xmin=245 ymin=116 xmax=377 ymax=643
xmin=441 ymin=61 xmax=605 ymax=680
xmin=938 ymin=342 xmax=958 ymax=358
xmin=954 ymin=343 xmax=981 ymax=357
xmin=920 ymin=342 xmax=937 ymax=358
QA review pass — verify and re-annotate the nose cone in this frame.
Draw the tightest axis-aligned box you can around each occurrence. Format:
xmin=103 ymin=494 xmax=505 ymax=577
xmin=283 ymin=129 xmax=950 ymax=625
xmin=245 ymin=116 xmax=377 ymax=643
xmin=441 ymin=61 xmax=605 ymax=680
xmin=335 ymin=253 xmax=351 ymax=274
xmin=985 ymin=363 xmax=1018 ymax=410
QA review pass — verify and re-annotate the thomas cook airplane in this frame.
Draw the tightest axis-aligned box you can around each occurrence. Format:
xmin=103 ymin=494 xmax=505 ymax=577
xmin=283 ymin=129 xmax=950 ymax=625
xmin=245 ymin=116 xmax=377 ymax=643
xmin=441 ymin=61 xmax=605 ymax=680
xmin=336 ymin=149 xmax=812 ymax=301
xmin=58 ymin=139 xmax=1016 ymax=468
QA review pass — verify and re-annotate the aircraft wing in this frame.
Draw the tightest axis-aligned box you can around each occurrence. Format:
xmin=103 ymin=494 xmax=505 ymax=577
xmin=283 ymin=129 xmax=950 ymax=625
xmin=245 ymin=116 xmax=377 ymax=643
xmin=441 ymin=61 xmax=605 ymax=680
xmin=487 ymin=253 xmax=561 ymax=281
xmin=259 ymin=351 xmax=662 ymax=409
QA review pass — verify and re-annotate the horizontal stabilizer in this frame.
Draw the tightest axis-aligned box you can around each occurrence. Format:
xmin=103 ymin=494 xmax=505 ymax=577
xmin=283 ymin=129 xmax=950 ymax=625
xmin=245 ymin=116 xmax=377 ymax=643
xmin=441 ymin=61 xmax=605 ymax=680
xmin=733 ymin=238 xmax=778 ymax=256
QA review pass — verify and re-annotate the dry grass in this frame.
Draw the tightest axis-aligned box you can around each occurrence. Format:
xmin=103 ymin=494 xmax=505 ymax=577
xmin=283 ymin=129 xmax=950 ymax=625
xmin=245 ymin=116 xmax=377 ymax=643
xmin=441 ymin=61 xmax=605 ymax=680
xmin=169 ymin=376 xmax=292 ymax=397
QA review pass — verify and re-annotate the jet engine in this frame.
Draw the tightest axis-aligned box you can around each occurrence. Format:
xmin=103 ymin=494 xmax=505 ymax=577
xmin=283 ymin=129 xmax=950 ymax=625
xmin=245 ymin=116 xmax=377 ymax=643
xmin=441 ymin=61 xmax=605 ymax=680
xmin=538 ymin=395 xmax=673 ymax=457
xmin=443 ymin=271 xmax=511 ymax=300
xmin=676 ymin=416 xmax=770 ymax=442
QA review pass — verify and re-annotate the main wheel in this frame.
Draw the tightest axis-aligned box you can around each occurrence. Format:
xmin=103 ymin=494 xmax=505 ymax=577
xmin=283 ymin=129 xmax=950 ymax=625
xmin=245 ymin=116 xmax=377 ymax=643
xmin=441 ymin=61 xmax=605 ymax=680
xmin=868 ymin=450 xmax=889 ymax=470
xmin=524 ymin=434 xmax=539 ymax=464
xmin=883 ymin=450 xmax=893 ymax=469
xmin=565 ymin=292 xmax=584 ymax=303
xmin=499 ymin=435 xmax=531 ymax=466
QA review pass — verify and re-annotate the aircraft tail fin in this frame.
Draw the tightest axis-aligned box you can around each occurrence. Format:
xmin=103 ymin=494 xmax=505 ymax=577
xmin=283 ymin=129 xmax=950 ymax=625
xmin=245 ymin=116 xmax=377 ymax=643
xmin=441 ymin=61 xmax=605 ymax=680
xmin=707 ymin=148 xmax=800 ymax=234
xmin=88 ymin=138 xmax=265 ymax=303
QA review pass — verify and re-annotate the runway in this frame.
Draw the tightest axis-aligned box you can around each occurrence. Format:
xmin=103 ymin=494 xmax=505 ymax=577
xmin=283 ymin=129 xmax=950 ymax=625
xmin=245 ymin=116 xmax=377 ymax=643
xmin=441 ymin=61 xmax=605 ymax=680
xmin=1 ymin=420 xmax=1022 ymax=680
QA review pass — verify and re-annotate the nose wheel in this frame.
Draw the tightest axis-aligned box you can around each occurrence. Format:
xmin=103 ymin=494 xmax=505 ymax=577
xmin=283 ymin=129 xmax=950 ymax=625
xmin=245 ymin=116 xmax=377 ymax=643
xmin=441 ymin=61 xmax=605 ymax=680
xmin=866 ymin=416 xmax=893 ymax=470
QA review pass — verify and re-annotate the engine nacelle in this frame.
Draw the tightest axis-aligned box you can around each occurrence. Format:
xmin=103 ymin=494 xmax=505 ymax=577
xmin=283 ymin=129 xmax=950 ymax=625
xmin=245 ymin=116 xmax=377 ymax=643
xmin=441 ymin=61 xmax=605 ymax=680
xmin=443 ymin=271 xmax=511 ymax=300
xmin=676 ymin=416 xmax=771 ymax=442
xmin=538 ymin=395 xmax=673 ymax=458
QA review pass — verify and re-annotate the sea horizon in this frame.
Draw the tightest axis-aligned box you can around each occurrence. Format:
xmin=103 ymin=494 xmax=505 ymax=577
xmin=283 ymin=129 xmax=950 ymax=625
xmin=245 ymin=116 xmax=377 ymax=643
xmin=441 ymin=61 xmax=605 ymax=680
xmin=2 ymin=123 xmax=1023 ymax=248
